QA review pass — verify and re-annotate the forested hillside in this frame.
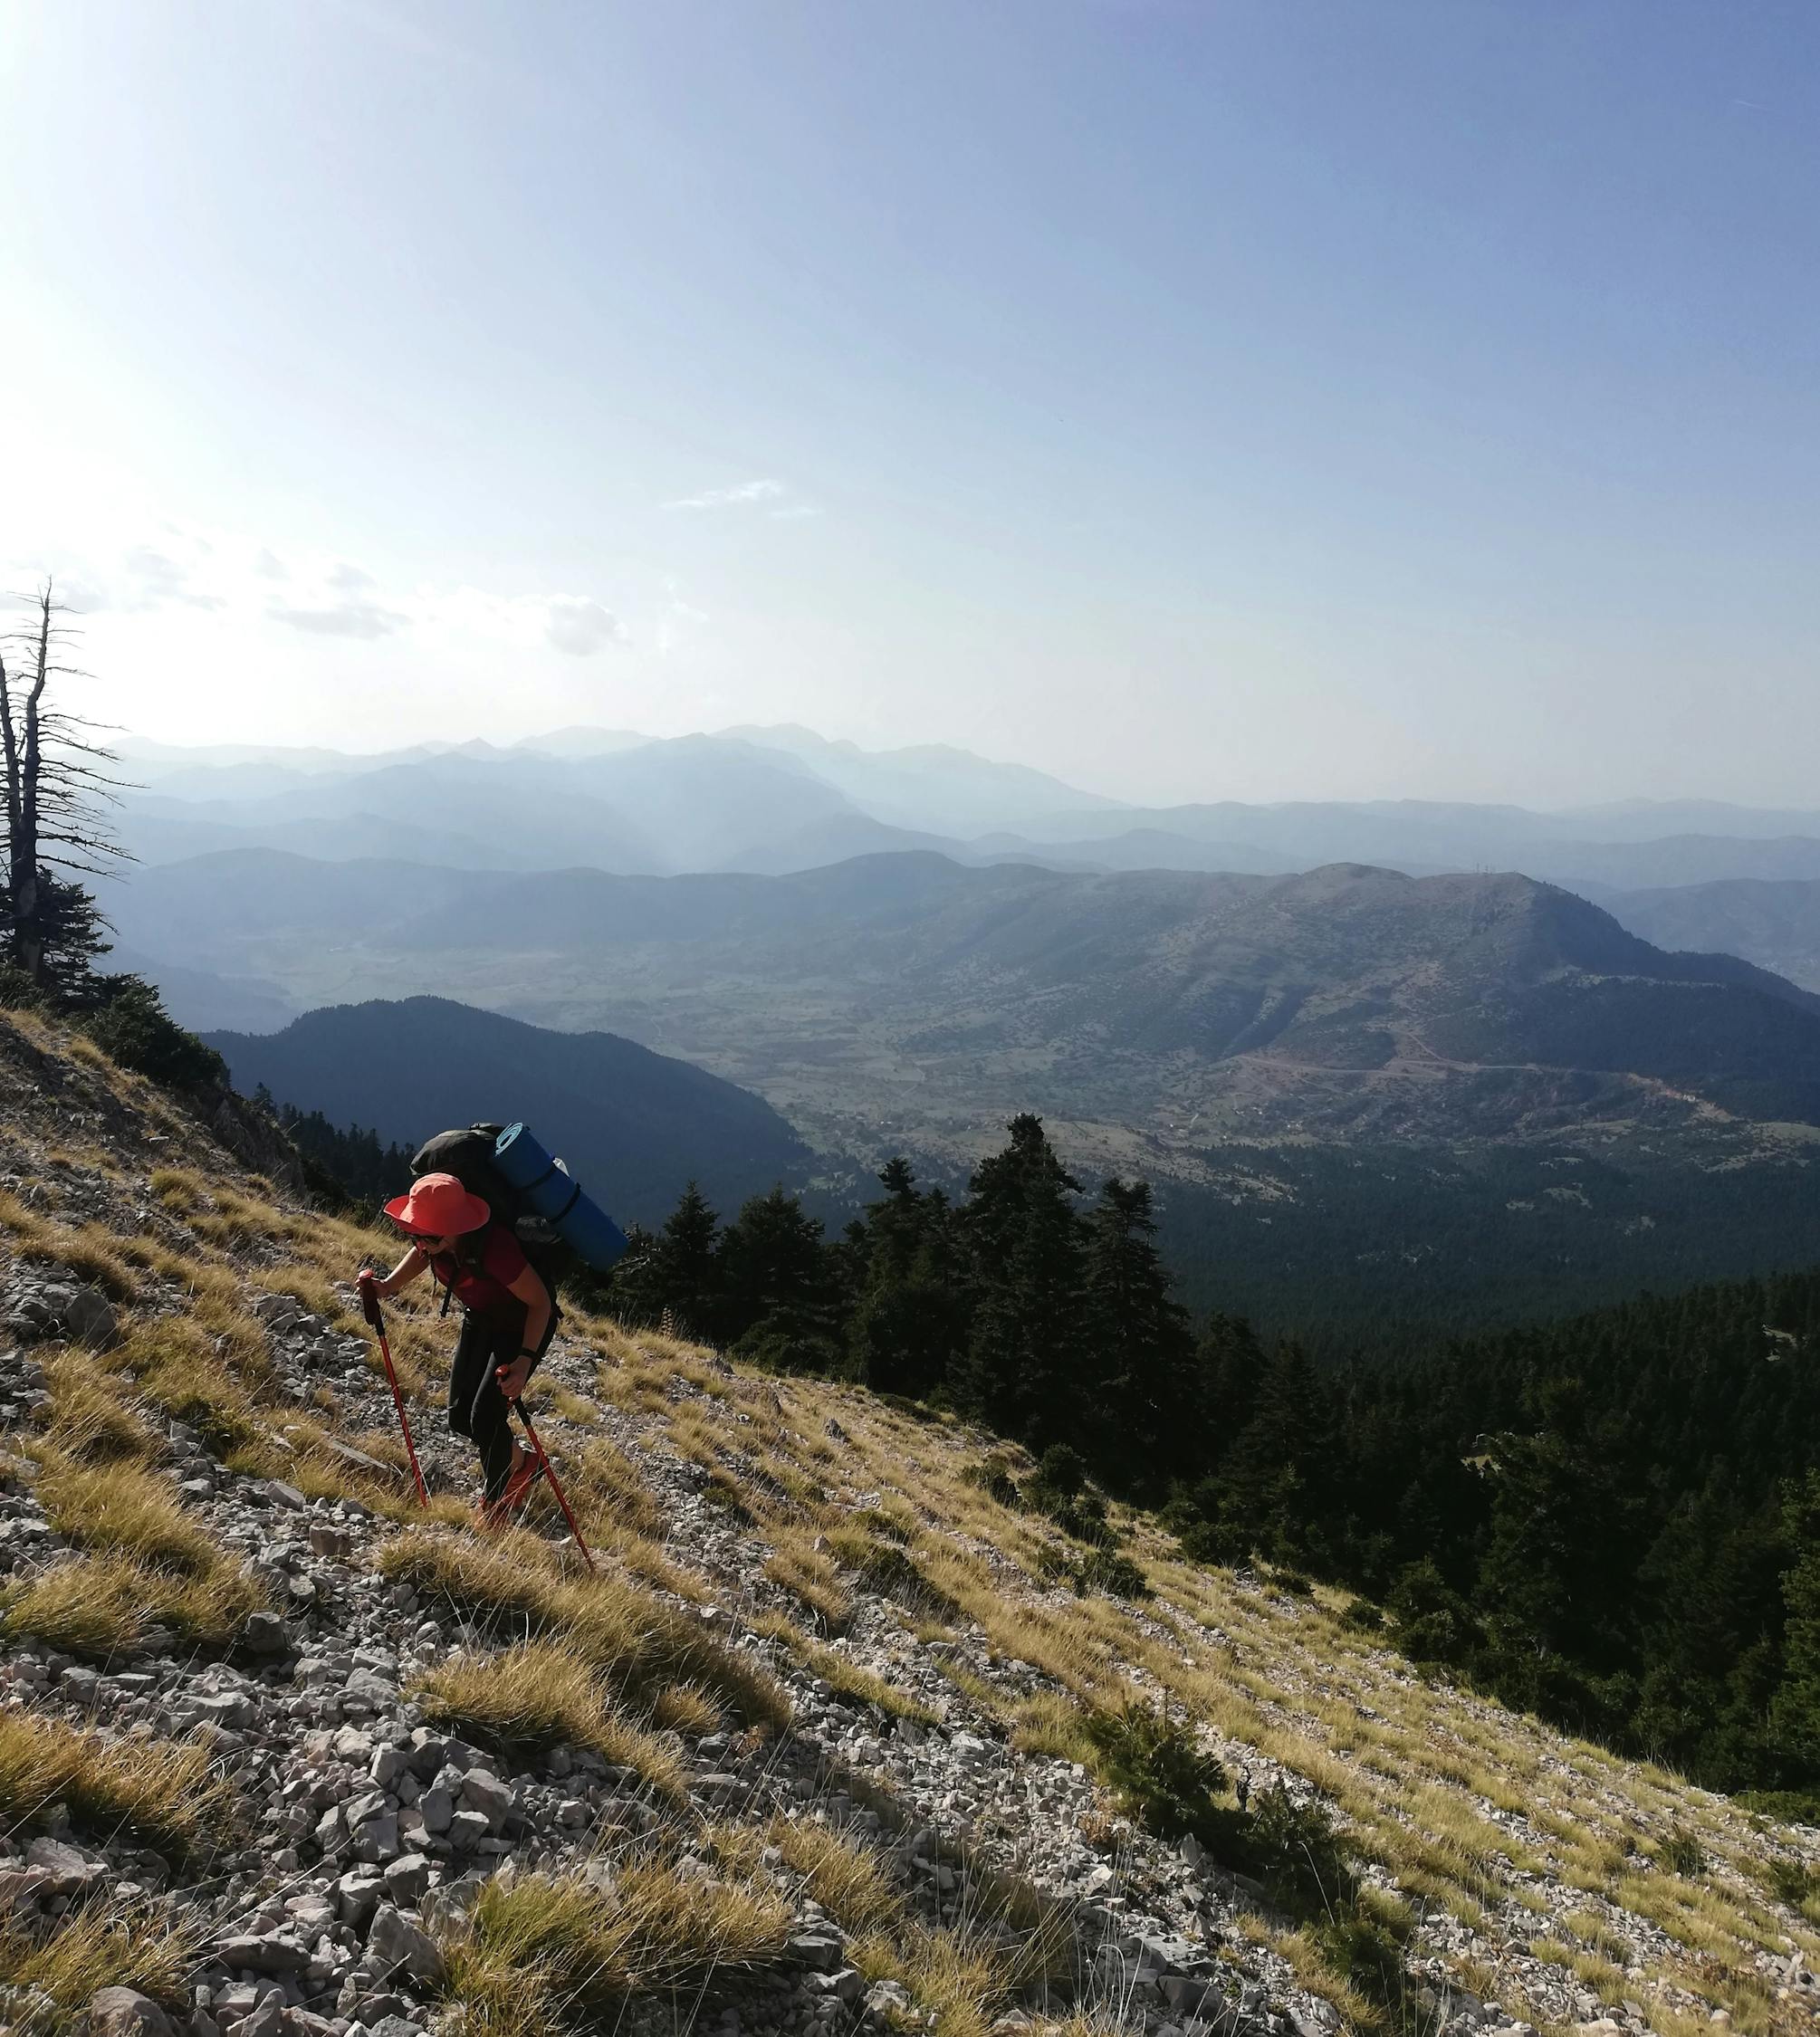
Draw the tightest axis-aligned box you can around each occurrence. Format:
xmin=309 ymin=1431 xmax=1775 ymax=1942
xmin=609 ymin=1120 xmax=1820 ymax=1799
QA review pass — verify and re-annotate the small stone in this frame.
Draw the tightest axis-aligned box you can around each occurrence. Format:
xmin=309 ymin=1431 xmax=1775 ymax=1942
xmin=370 ymin=1745 xmax=408 ymax=1790
xmin=87 ymin=1987 xmax=177 ymax=2037
xmin=809 ymin=1971 xmax=865 ymax=2005
xmin=457 ymin=1768 xmax=512 ymax=1831
xmin=24 ymin=1836 xmax=105 ymax=1896
xmin=790 ymin=1937 xmax=845 ymax=1973
xmin=214 ymin=1935 xmax=310 ymax=1976
xmin=448 ymin=1810 xmax=490 ymax=1851
xmin=383 ymin=1853 xmax=431 ymax=1906
xmin=352 ymin=1812 xmax=402 ymax=1863
xmin=241 ymin=1611 xmax=289 ymax=1656
xmin=334 ymin=1872 xmax=385 ymax=1927
xmin=367 ymin=1904 xmax=445 ymax=1986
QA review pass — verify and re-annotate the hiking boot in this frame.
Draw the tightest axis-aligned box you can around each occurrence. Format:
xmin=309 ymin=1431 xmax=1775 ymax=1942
xmin=499 ymin=1448 xmax=543 ymax=1516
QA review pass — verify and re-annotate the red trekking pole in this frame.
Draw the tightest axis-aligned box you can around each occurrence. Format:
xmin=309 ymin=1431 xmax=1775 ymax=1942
xmin=357 ymin=1271 xmax=430 ymax=1508
xmin=500 ymin=1376 xmax=596 ymax=1573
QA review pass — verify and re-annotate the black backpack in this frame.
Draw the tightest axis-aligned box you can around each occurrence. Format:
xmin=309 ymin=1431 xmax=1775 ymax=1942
xmin=409 ymin=1123 xmax=568 ymax=1306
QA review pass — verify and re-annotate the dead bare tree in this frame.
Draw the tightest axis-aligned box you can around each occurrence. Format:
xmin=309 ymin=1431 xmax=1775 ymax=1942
xmin=0 ymin=579 xmax=131 ymax=998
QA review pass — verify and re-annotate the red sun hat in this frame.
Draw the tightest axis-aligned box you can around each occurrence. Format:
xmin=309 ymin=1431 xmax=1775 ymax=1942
xmin=383 ymin=1172 xmax=492 ymax=1239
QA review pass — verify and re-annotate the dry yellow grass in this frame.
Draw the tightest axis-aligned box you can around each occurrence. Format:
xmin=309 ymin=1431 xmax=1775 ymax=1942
xmin=0 ymin=1705 xmax=233 ymax=1860
xmin=435 ymin=1853 xmax=791 ymax=2036
xmin=0 ymin=1899 xmax=197 ymax=2018
xmin=0 ymin=1554 xmax=150 ymax=1658
xmin=41 ymin=1351 xmax=156 ymax=1462
xmin=748 ymin=1814 xmax=905 ymax=1935
xmin=34 ymin=1451 xmax=216 ymax=1574
xmin=763 ymin=1535 xmax=853 ymax=1631
xmin=412 ymin=1641 xmax=689 ymax=1802
xmin=378 ymin=1525 xmax=790 ymax=1730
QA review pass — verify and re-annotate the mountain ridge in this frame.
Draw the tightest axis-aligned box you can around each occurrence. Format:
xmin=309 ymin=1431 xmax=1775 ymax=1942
xmin=201 ymin=995 xmax=815 ymax=1226
xmin=110 ymin=728 xmax=1820 ymax=892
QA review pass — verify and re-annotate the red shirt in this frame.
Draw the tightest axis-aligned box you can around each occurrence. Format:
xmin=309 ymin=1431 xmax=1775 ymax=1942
xmin=425 ymin=1224 xmax=532 ymax=1322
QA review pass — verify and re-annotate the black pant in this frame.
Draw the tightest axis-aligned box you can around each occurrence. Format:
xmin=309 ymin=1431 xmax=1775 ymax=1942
xmin=448 ymin=1305 xmax=557 ymax=1502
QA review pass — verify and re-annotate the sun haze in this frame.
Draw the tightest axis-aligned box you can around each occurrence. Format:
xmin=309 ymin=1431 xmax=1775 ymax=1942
xmin=2 ymin=1 xmax=1815 ymax=804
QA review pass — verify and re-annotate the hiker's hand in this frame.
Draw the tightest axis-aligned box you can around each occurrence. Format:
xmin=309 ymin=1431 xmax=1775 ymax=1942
xmin=496 ymin=1355 xmax=533 ymax=1401
xmin=356 ymin=1267 xmax=383 ymax=1323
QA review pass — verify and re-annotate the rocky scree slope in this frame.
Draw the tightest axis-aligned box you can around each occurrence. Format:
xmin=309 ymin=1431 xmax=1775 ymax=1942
xmin=0 ymin=1009 xmax=1815 ymax=2037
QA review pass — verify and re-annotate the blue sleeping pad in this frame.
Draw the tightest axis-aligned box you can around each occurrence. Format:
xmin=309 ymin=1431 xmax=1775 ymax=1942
xmin=491 ymin=1122 xmax=628 ymax=1272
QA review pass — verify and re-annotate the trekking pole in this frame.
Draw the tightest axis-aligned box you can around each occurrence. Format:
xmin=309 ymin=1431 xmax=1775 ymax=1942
xmin=357 ymin=1272 xmax=430 ymax=1508
xmin=499 ymin=1375 xmax=596 ymax=1573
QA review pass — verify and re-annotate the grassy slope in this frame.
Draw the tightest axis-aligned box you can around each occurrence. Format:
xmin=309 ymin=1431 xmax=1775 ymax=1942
xmin=0 ymin=1005 xmax=1815 ymax=2037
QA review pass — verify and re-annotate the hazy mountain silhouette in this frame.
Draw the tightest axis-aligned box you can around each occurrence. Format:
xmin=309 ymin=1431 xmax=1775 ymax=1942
xmin=114 ymin=729 xmax=1820 ymax=891
xmin=129 ymin=853 xmax=1820 ymax=1143
xmin=203 ymin=996 xmax=812 ymax=1225
xmin=1608 ymin=877 xmax=1820 ymax=995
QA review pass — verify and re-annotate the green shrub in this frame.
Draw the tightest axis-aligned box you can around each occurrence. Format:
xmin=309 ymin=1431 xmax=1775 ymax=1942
xmin=1083 ymin=1700 xmax=1226 ymax=1841
xmin=1767 ymin=1856 xmax=1817 ymax=1907
xmin=1385 ymin=1558 xmax=1480 ymax=1666
xmin=80 ymin=976 xmax=225 ymax=1089
xmin=1030 ymin=1444 xmax=1087 ymax=1498
xmin=1078 ymin=1548 xmax=1151 ymax=1600
xmin=0 ymin=961 xmax=45 ymax=1011
xmin=1740 ymin=1788 xmax=1820 ymax=1828
xmin=1341 ymin=1598 xmax=1385 ymax=1633
xmin=1314 ymin=1910 xmax=1407 ymax=2005
xmin=1176 ymin=1516 xmax=1244 ymax=1567
xmin=1240 ymin=1780 xmax=1357 ymax=1917
xmin=961 ymin=1454 xmax=1023 ymax=1508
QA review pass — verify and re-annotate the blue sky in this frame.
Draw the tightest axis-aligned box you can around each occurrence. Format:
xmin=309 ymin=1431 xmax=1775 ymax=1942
xmin=2 ymin=0 xmax=1815 ymax=804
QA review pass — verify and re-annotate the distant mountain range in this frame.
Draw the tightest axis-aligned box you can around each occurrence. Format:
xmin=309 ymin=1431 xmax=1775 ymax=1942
xmin=1605 ymin=878 xmax=1820 ymax=995
xmin=132 ymin=850 xmax=1820 ymax=1334
xmin=114 ymin=726 xmax=1820 ymax=894
xmin=203 ymin=997 xmax=813 ymax=1227
xmin=107 ymin=846 xmax=1820 ymax=1143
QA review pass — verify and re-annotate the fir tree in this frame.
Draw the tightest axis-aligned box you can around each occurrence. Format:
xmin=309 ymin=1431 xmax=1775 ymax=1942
xmin=719 ymin=1186 xmax=840 ymax=1365
xmin=848 ymin=1163 xmax=969 ymax=1395
xmin=1083 ymin=1177 xmax=1197 ymax=1488
xmin=610 ymin=1181 xmax=724 ymax=1341
xmin=953 ymin=1114 xmax=1089 ymax=1442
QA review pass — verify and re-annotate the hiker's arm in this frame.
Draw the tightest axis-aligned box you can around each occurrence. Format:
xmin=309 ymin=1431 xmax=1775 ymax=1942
xmin=495 ymin=1265 xmax=552 ymax=1399
xmin=372 ymin=1248 xmax=427 ymax=1298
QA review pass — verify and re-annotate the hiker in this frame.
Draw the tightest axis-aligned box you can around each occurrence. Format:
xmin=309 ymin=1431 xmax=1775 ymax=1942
xmin=357 ymin=1171 xmax=557 ymax=1525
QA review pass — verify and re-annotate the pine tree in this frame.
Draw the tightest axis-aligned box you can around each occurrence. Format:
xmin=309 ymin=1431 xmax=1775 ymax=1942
xmin=1773 ymin=1471 xmax=1820 ymax=1771
xmin=952 ymin=1114 xmax=1089 ymax=1443
xmin=848 ymin=1162 xmax=969 ymax=1395
xmin=719 ymin=1186 xmax=840 ymax=1366
xmin=610 ymin=1181 xmax=725 ymax=1341
xmin=1217 ymin=1340 xmax=1332 ymax=1565
xmin=1083 ymin=1177 xmax=1197 ymax=1488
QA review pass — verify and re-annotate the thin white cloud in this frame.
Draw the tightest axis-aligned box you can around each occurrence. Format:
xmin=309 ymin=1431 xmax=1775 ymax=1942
xmin=665 ymin=479 xmax=788 ymax=512
xmin=120 ymin=544 xmax=226 ymax=611
xmin=543 ymin=597 xmax=627 ymax=656
xmin=83 ymin=525 xmax=632 ymax=658
xmin=268 ymin=598 xmax=407 ymax=639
